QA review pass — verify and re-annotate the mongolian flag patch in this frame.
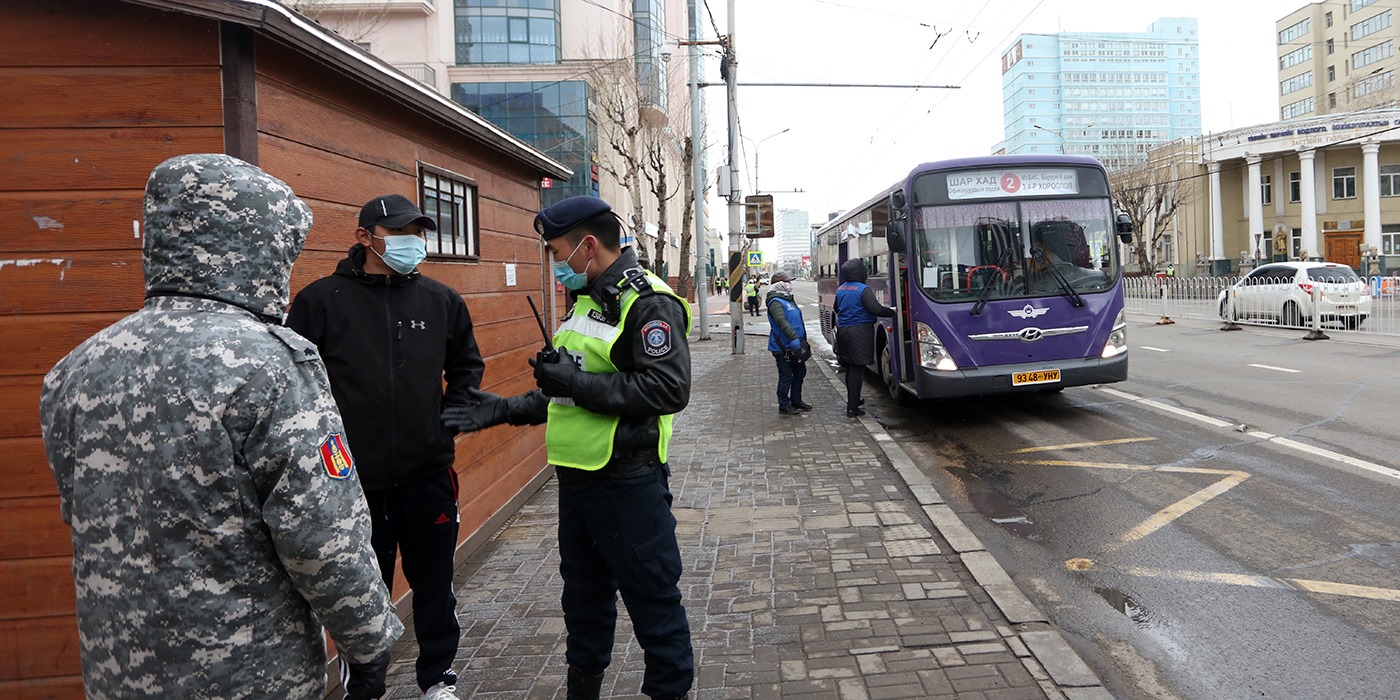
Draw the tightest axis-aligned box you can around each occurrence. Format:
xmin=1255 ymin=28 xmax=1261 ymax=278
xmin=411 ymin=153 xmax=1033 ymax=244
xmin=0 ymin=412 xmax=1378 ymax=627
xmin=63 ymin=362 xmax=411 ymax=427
xmin=319 ymin=432 xmax=355 ymax=480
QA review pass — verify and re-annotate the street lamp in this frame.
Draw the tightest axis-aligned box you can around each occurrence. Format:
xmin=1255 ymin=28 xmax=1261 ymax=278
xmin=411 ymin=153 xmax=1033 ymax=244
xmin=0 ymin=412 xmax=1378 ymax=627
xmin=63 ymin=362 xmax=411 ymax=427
xmin=742 ymin=127 xmax=790 ymax=193
xmin=1033 ymin=123 xmax=1095 ymax=154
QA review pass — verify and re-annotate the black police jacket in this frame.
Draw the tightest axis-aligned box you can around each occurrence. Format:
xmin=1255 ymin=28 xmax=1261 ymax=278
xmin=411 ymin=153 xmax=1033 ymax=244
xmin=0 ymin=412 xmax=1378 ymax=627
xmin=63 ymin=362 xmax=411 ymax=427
xmin=287 ymin=244 xmax=484 ymax=491
xmin=563 ymin=248 xmax=691 ymax=463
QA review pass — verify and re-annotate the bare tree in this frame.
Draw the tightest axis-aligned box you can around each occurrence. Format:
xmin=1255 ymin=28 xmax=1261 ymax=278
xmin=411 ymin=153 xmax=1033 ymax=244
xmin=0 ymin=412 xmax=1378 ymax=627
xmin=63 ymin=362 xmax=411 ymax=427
xmin=1111 ymin=151 xmax=1186 ymax=273
xmin=642 ymin=129 xmax=687 ymax=285
xmin=676 ymin=136 xmax=696 ymax=297
xmin=286 ymin=0 xmax=390 ymax=44
xmin=589 ymin=48 xmax=650 ymax=264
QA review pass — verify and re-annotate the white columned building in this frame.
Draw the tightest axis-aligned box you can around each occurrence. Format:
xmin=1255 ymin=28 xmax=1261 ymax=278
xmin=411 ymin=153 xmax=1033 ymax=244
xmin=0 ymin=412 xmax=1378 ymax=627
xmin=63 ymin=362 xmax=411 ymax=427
xmin=1187 ymin=108 xmax=1400 ymax=276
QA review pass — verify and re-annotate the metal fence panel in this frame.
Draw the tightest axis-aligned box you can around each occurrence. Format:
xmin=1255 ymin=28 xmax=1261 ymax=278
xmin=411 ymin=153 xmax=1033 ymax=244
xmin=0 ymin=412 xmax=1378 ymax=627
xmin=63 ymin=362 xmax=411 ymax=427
xmin=1124 ymin=275 xmax=1400 ymax=336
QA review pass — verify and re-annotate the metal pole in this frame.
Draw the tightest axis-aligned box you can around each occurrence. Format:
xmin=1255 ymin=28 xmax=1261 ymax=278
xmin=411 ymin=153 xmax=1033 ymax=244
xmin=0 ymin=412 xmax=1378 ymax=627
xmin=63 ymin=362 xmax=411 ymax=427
xmin=688 ymin=0 xmax=709 ymax=341
xmin=726 ymin=0 xmax=744 ymax=354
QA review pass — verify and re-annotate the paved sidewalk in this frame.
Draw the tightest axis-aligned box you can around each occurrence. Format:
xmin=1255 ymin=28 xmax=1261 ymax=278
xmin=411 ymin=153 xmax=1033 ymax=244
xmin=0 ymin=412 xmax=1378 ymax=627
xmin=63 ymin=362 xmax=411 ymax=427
xmin=382 ymin=307 xmax=1112 ymax=699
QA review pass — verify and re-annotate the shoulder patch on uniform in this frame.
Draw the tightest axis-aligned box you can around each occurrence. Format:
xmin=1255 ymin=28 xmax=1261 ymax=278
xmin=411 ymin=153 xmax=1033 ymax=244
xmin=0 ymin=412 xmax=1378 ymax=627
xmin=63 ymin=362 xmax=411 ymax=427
xmin=319 ymin=432 xmax=355 ymax=480
xmin=268 ymin=324 xmax=320 ymax=363
xmin=641 ymin=319 xmax=672 ymax=357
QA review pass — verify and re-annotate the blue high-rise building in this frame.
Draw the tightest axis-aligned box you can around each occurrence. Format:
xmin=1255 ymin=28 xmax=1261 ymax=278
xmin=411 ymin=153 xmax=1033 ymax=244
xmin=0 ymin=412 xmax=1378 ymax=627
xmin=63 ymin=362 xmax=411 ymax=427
xmin=1000 ymin=18 xmax=1202 ymax=168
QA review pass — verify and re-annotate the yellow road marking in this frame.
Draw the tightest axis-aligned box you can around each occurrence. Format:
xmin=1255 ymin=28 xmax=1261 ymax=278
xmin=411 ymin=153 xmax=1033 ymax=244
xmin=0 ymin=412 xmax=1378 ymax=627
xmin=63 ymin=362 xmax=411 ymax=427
xmin=1007 ymin=459 xmax=1250 ymax=555
xmin=1007 ymin=437 xmax=1158 ymax=454
xmin=1122 ymin=566 xmax=1400 ymax=603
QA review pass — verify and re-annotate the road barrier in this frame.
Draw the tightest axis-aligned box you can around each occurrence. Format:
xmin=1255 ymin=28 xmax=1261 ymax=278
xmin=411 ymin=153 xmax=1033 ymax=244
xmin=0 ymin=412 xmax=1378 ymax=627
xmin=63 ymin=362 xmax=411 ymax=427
xmin=1123 ymin=275 xmax=1400 ymax=337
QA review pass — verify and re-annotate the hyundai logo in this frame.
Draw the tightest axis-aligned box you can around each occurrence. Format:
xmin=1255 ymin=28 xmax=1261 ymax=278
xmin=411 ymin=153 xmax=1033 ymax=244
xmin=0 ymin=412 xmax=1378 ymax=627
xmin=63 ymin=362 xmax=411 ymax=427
xmin=1018 ymin=327 xmax=1044 ymax=342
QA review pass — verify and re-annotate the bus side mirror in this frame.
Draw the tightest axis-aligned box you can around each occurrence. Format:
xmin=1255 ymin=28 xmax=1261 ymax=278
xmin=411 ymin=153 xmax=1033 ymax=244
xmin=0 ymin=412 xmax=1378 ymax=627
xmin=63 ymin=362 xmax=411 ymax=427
xmin=1115 ymin=214 xmax=1133 ymax=244
xmin=886 ymin=221 xmax=905 ymax=252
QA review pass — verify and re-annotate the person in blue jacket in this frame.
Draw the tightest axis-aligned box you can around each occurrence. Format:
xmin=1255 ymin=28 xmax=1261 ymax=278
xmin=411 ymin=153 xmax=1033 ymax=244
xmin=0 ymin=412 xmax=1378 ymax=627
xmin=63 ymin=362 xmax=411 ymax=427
xmin=766 ymin=272 xmax=812 ymax=415
xmin=833 ymin=259 xmax=895 ymax=417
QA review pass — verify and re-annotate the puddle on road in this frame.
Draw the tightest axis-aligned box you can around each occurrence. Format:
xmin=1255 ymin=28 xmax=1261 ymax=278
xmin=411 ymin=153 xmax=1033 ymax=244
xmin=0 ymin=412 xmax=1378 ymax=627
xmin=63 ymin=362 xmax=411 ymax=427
xmin=1094 ymin=586 xmax=1160 ymax=628
xmin=944 ymin=466 xmax=1043 ymax=540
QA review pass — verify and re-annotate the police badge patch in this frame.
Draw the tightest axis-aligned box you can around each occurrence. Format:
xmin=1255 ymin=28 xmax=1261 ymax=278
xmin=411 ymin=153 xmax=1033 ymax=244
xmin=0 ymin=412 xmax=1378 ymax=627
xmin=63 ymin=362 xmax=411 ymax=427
xmin=319 ymin=433 xmax=355 ymax=480
xmin=641 ymin=319 xmax=672 ymax=356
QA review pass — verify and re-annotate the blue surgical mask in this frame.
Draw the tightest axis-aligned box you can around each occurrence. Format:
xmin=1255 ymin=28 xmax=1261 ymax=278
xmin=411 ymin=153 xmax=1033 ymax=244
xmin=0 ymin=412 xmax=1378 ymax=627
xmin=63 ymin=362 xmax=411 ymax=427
xmin=372 ymin=234 xmax=427 ymax=275
xmin=552 ymin=239 xmax=591 ymax=290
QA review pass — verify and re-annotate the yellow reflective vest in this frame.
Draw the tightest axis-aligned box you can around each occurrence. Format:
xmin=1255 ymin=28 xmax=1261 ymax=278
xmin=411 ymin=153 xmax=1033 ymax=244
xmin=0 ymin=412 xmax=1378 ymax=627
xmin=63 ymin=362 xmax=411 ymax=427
xmin=546 ymin=272 xmax=692 ymax=470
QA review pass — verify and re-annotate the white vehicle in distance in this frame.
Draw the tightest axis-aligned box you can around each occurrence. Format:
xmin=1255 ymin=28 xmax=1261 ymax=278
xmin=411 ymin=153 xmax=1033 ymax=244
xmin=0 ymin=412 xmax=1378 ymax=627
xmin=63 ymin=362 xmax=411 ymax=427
xmin=1217 ymin=261 xmax=1370 ymax=329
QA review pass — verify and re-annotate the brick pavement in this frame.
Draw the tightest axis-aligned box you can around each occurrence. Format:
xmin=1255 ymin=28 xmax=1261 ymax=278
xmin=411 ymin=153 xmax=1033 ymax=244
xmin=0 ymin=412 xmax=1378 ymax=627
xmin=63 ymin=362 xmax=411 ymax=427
xmin=381 ymin=314 xmax=1112 ymax=700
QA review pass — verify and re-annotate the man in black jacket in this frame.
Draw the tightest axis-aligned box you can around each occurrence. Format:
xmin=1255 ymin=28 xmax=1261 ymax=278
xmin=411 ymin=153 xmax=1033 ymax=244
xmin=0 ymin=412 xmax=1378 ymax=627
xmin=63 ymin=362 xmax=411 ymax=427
xmin=443 ymin=196 xmax=693 ymax=700
xmin=288 ymin=194 xmax=482 ymax=700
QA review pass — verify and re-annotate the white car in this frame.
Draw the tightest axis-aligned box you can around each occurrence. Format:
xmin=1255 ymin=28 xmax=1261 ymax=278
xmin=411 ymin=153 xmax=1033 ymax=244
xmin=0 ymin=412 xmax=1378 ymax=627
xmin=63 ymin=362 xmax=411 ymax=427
xmin=1217 ymin=261 xmax=1370 ymax=329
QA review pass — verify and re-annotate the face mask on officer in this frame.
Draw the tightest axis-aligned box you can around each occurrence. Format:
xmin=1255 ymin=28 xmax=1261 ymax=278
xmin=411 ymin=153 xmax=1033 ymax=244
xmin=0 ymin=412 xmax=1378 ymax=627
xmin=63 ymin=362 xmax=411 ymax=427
xmin=552 ymin=236 xmax=592 ymax=290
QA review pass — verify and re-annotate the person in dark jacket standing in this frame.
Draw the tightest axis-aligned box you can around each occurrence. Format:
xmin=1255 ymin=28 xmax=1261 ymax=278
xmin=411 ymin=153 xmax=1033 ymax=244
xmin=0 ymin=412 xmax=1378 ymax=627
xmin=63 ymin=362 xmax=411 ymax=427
xmin=40 ymin=154 xmax=401 ymax=699
xmin=441 ymin=196 xmax=694 ymax=700
xmin=288 ymin=194 xmax=483 ymax=700
xmin=766 ymin=272 xmax=812 ymax=415
xmin=833 ymin=258 xmax=895 ymax=417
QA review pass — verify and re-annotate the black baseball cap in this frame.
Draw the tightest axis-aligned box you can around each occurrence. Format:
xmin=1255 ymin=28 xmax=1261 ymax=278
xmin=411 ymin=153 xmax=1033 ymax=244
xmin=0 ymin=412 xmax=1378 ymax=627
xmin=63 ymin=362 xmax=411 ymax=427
xmin=358 ymin=194 xmax=437 ymax=231
xmin=770 ymin=272 xmax=793 ymax=283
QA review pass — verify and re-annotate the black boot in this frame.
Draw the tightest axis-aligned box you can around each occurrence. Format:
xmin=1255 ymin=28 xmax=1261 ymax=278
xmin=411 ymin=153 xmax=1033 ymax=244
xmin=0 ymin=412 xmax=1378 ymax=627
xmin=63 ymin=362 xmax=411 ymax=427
xmin=567 ymin=667 xmax=604 ymax=700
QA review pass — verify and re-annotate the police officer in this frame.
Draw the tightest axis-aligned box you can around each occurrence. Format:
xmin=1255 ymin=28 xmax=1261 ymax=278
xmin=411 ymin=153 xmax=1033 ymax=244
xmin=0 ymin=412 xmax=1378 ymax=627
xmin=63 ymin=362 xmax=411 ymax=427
xmin=442 ymin=196 xmax=694 ymax=700
xmin=39 ymin=154 xmax=401 ymax=699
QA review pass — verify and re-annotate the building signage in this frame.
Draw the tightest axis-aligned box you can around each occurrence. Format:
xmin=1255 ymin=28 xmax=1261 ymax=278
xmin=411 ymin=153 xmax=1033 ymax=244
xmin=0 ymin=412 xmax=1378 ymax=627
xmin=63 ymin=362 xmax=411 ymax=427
xmin=947 ymin=169 xmax=1079 ymax=200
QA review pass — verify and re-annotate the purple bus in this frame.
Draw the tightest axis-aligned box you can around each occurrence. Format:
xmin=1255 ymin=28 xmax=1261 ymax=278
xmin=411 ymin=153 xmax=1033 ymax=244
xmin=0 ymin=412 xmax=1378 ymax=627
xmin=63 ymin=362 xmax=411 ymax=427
xmin=815 ymin=155 xmax=1134 ymax=401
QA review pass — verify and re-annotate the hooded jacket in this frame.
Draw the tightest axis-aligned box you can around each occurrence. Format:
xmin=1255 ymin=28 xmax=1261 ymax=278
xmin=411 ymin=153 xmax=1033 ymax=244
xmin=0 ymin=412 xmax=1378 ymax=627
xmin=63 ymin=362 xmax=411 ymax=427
xmin=39 ymin=154 xmax=402 ymax=698
xmin=287 ymin=244 xmax=483 ymax=491
xmin=833 ymin=258 xmax=896 ymax=366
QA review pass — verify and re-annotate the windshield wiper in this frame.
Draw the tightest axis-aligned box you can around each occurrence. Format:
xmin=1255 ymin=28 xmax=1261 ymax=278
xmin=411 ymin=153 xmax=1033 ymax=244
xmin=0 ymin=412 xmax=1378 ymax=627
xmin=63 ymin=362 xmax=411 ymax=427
xmin=1032 ymin=250 xmax=1084 ymax=307
xmin=971 ymin=257 xmax=1014 ymax=316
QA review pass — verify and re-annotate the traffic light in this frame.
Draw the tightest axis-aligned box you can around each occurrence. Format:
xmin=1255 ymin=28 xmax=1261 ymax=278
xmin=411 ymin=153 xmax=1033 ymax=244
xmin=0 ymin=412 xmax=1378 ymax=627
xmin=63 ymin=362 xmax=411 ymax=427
xmin=744 ymin=194 xmax=774 ymax=238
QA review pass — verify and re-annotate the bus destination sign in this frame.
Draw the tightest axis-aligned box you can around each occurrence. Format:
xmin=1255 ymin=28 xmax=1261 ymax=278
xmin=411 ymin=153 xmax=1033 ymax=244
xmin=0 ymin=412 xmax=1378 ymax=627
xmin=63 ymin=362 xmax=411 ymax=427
xmin=946 ymin=169 xmax=1078 ymax=200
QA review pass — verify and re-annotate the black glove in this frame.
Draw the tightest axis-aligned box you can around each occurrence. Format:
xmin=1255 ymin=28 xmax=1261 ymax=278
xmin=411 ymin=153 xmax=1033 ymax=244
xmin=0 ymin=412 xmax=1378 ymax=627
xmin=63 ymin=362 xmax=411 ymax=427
xmin=530 ymin=346 xmax=581 ymax=398
xmin=342 ymin=649 xmax=390 ymax=700
xmin=442 ymin=388 xmax=548 ymax=432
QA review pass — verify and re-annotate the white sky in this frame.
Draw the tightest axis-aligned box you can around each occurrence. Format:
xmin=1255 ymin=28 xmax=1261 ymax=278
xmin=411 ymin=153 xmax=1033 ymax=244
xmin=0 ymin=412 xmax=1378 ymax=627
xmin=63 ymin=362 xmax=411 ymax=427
xmin=695 ymin=0 xmax=1309 ymax=249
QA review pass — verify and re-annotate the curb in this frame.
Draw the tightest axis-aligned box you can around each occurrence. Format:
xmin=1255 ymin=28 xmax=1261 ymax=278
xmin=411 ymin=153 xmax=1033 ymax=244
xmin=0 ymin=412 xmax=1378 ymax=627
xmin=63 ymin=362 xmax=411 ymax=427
xmin=809 ymin=353 xmax=1114 ymax=699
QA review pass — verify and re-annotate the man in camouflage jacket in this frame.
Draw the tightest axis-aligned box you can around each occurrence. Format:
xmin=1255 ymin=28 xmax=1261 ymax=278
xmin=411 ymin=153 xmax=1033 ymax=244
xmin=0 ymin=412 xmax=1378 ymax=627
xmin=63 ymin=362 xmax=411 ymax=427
xmin=39 ymin=154 xmax=402 ymax=699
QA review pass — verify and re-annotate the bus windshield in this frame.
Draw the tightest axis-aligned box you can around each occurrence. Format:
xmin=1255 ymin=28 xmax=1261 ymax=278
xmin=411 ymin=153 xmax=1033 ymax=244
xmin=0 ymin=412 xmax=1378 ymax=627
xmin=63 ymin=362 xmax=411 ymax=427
xmin=911 ymin=198 xmax=1118 ymax=303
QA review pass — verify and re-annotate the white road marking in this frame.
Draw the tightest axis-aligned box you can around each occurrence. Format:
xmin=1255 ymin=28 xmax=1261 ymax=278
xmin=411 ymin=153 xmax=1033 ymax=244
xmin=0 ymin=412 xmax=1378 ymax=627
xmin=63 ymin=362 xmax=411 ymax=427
xmin=1140 ymin=346 xmax=1170 ymax=352
xmin=1098 ymin=387 xmax=1400 ymax=484
xmin=1248 ymin=363 xmax=1301 ymax=373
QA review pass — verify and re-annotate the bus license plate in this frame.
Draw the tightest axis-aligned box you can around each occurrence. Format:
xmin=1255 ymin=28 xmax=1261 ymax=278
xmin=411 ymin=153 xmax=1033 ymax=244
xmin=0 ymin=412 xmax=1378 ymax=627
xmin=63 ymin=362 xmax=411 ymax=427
xmin=1013 ymin=369 xmax=1060 ymax=386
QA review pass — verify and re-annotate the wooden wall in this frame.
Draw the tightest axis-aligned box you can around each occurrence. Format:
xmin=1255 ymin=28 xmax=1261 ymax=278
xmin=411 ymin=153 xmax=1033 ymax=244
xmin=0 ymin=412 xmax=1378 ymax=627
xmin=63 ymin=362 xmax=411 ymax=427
xmin=1 ymin=1 xmax=553 ymax=695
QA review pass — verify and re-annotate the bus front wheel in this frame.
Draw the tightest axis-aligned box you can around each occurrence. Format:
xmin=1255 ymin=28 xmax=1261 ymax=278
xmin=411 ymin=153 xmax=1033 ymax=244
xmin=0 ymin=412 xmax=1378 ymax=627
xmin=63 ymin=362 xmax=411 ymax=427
xmin=879 ymin=344 xmax=913 ymax=406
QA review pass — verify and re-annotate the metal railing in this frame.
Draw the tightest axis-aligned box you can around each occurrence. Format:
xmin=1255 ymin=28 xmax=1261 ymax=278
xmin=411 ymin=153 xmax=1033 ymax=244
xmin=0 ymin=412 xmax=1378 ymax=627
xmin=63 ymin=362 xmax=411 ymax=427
xmin=1123 ymin=274 xmax=1400 ymax=337
xmin=392 ymin=62 xmax=436 ymax=87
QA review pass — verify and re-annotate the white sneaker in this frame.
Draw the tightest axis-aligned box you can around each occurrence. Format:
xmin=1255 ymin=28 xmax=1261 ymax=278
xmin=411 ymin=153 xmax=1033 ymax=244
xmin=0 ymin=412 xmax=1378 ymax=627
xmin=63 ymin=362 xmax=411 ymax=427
xmin=421 ymin=681 xmax=459 ymax=700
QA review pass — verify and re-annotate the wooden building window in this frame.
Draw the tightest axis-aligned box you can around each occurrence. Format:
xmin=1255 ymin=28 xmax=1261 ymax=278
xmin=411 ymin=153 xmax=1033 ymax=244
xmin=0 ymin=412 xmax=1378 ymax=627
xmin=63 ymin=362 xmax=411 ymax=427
xmin=419 ymin=163 xmax=479 ymax=259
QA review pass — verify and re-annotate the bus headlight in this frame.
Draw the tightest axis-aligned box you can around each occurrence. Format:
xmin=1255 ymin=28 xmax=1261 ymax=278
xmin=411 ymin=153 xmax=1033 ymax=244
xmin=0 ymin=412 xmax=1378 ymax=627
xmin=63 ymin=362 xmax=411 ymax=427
xmin=1101 ymin=310 xmax=1128 ymax=359
xmin=916 ymin=322 xmax=959 ymax=371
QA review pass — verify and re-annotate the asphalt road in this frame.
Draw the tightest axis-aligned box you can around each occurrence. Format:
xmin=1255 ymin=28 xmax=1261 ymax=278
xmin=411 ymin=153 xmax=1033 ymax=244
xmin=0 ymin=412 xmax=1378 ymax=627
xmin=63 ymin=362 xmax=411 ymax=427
xmin=786 ymin=281 xmax=1400 ymax=699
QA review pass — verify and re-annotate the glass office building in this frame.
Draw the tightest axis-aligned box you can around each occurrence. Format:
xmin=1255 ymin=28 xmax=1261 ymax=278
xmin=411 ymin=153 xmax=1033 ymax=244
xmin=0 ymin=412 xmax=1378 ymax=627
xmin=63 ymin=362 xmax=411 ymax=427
xmin=452 ymin=80 xmax=595 ymax=204
xmin=1000 ymin=18 xmax=1202 ymax=168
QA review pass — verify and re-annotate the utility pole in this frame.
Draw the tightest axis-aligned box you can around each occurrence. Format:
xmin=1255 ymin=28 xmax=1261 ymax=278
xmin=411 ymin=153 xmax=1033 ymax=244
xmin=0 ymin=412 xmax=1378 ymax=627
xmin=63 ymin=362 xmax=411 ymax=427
xmin=726 ymin=0 xmax=744 ymax=354
xmin=688 ymin=0 xmax=709 ymax=341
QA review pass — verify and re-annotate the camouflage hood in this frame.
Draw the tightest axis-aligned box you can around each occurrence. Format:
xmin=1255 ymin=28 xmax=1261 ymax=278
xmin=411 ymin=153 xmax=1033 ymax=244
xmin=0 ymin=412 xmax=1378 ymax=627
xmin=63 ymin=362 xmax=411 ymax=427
xmin=142 ymin=154 xmax=312 ymax=321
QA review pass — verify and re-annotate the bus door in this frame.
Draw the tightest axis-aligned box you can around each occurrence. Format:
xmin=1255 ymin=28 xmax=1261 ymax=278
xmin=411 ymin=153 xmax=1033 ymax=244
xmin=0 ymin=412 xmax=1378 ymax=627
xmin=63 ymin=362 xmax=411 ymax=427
xmin=886 ymin=190 xmax=914 ymax=389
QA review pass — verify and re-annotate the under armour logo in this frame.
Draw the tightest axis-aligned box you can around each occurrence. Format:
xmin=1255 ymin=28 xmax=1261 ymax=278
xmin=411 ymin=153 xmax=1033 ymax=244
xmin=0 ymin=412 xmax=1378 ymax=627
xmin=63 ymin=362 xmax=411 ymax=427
xmin=410 ymin=320 xmax=426 ymax=330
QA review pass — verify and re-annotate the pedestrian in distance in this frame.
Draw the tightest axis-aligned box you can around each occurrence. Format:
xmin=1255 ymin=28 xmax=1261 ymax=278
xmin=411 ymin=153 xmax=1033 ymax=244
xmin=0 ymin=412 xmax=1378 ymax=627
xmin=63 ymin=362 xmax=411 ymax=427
xmin=745 ymin=277 xmax=762 ymax=316
xmin=39 ymin=154 xmax=402 ymax=700
xmin=441 ymin=195 xmax=695 ymax=700
xmin=767 ymin=271 xmax=812 ymax=415
xmin=833 ymin=258 xmax=896 ymax=417
xmin=287 ymin=193 xmax=485 ymax=700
